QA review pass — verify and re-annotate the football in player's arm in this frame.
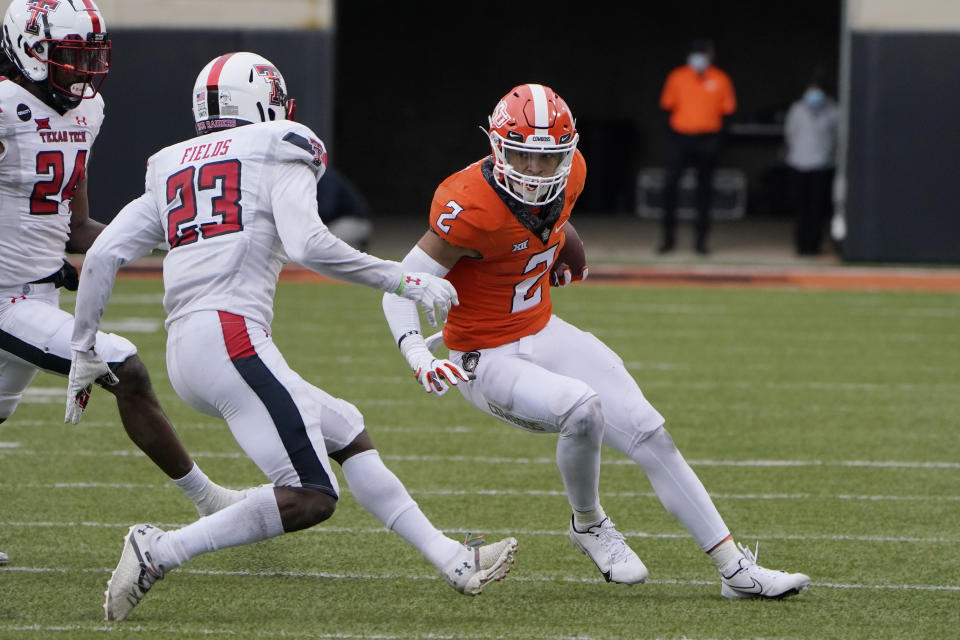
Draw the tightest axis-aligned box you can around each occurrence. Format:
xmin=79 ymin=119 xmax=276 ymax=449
xmin=382 ymin=83 xmax=811 ymax=598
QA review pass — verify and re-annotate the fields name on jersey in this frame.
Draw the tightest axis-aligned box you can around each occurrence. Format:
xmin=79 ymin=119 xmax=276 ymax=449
xmin=39 ymin=130 xmax=87 ymax=143
xmin=180 ymin=139 xmax=232 ymax=165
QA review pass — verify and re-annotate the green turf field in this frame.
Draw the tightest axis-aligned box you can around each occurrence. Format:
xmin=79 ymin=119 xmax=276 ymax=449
xmin=1 ymin=279 xmax=958 ymax=639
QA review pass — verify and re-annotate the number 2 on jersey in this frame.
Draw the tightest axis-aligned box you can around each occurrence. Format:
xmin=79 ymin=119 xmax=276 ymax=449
xmin=512 ymin=244 xmax=559 ymax=313
xmin=166 ymin=159 xmax=243 ymax=248
xmin=30 ymin=150 xmax=87 ymax=214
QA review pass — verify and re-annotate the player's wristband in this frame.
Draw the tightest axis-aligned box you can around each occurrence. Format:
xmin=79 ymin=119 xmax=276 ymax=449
xmin=397 ymin=329 xmax=421 ymax=349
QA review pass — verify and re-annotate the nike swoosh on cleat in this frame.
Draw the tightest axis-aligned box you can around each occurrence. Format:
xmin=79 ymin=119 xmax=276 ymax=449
xmin=731 ymin=578 xmax=764 ymax=595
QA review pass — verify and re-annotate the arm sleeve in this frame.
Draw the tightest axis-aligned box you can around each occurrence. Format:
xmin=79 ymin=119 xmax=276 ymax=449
xmin=382 ymin=244 xmax=451 ymax=346
xmin=270 ymin=161 xmax=402 ymax=293
xmin=71 ymin=193 xmax=166 ymax=351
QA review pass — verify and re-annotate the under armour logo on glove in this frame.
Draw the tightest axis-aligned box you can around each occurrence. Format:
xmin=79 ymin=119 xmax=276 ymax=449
xmin=394 ymin=272 xmax=459 ymax=327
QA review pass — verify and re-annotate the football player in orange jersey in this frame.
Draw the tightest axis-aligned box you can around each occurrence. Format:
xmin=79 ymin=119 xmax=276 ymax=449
xmin=382 ymin=83 xmax=810 ymax=598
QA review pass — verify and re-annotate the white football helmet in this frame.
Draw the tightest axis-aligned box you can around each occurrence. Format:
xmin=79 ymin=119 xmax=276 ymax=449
xmin=487 ymin=83 xmax=579 ymax=206
xmin=192 ymin=51 xmax=295 ymax=134
xmin=1 ymin=0 xmax=111 ymax=110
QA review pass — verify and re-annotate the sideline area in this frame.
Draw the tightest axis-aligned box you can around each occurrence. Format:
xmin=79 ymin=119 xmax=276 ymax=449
xmin=75 ymin=215 xmax=960 ymax=293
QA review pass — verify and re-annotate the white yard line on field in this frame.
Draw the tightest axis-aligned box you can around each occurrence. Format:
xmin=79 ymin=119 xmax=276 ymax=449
xmin=1 ymin=565 xmax=958 ymax=594
xmin=7 ymin=447 xmax=960 ymax=469
xmin=0 ymin=623 xmax=802 ymax=640
xmin=3 ymin=520 xmax=960 ymax=545
xmin=2 ymin=481 xmax=959 ymax=503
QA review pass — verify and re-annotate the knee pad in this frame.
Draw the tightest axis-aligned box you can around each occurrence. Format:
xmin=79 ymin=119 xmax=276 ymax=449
xmin=559 ymin=394 xmax=604 ymax=440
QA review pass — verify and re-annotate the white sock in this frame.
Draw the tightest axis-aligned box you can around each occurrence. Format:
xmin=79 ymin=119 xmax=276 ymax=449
xmin=709 ymin=537 xmax=743 ymax=571
xmin=341 ymin=450 xmax=461 ymax=569
xmin=572 ymin=505 xmax=607 ymax=531
xmin=154 ymin=484 xmax=283 ymax=570
xmin=171 ymin=463 xmax=210 ymax=501
xmin=629 ymin=427 xmax=730 ymax=551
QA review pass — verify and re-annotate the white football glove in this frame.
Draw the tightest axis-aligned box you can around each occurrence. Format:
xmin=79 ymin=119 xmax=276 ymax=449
xmin=400 ymin=334 xmax=473 ymax=396
xmin=394 ymin=272 xmax=458 ymax=328
xmin=65 ymin=348 xmax=119 ymax=425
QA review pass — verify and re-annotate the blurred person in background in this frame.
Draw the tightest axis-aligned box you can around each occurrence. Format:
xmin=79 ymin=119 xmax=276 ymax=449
xmin=0 ymin=0 xmax=242 ymax=566
xmin=658 ymin=38 xmax=736 ymax=255
xmin=784 ymin=72 xmax=838 ymax=256
xmin=382 ymin=82 xmax=810 ymax=599
xmin=67 ymin=52 xmax=516 ymax=622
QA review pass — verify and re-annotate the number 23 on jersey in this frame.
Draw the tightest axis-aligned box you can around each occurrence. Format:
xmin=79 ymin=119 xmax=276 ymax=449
xmin=166 ymin=159 xmax=243 ymax=248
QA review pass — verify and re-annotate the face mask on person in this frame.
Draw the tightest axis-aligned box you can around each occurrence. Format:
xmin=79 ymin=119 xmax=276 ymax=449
xmin=803 ymin=87 xmax=826 ymax=107
xmin=687 ymin=53 xmax=710 ymax=73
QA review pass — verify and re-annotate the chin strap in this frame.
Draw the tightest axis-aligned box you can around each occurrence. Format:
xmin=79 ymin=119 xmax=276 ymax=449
xmin=46 ymin=85 xmax=80 ymax=115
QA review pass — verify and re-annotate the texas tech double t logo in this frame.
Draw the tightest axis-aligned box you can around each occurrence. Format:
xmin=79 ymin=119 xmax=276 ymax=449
xmin=253 ymin=64 xmax=285 ymax=107
xmin=24 ymin=0 xmax=61 ymax=35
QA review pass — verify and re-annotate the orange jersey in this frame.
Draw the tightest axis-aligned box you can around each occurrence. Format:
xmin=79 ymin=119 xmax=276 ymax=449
xmin=660 ymin=65 xmax=736 ymax=134
xmin=430 ymin=151 xmax=586 ymax=351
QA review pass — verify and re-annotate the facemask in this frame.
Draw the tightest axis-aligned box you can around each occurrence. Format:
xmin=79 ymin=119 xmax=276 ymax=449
xmin=687 ymin=53 xmax=710 ymax=73
xmin=803 ymin=88 xmax=825 ymax=107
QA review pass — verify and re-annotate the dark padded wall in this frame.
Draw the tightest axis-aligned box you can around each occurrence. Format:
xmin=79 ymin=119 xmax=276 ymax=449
xmin=333 ymin=0 xmax=841 ymax=217
xmin=844 ymin=32 xmax=960 ymax=263
xmin=88 ymin=29 xmax=333 ymax=222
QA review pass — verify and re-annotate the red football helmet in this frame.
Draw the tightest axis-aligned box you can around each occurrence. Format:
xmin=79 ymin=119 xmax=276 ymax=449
xmin=487 ymin=84 xmax=578 ymax=206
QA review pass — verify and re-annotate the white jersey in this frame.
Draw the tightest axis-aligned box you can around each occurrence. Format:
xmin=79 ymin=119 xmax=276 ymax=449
xmin=72 ymin=120 xmax=403 ymax=349
xmin=0 ymin=79 xmax=104 ymax=286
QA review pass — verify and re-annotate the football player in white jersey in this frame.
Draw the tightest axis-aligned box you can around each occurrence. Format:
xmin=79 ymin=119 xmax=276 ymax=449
xmin=0 ymin=0 xmax=243 ymax=565
xmin=67 ymin=52 xmax=518 ymax=621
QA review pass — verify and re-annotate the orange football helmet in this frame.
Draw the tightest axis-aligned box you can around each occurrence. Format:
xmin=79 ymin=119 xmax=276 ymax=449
xmin=487 ymin=83 xmax=578 ymax=206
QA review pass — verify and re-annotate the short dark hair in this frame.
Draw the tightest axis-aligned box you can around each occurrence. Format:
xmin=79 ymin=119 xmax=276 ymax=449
xmin=0 ymin=51 xmax=21 ymax=80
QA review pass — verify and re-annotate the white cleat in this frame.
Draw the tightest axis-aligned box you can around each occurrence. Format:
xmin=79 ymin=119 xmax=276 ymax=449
xmin=442 ymin=534 xmax=518 ymax=595
xmin=720 ymin=542 xmax=810 ymax=599
xmin=0 ymin=550 xmax=8 ymax=566
xmin=104 ymin=523 xmax=166 ymax=621
xmin=194 ymin=485 xmax=248 ymax=517
xmin=568 ymin=516 xmax=648 ymax=585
